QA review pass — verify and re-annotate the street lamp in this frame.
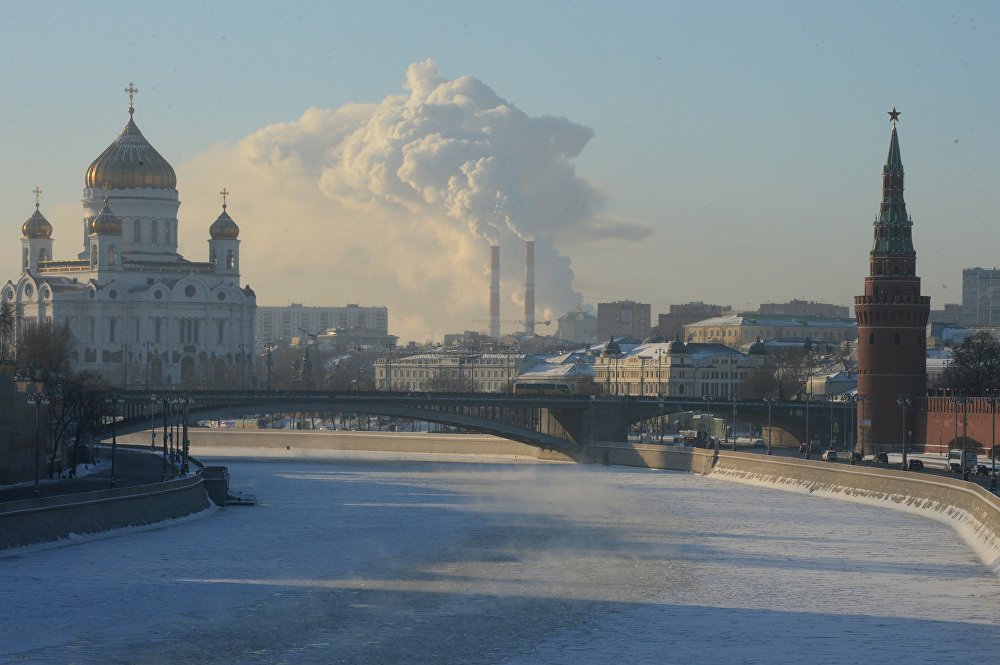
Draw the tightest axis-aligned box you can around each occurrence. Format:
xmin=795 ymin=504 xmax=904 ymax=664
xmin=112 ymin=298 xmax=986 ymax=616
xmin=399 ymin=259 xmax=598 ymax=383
xmin=353 ymin=345 xmax=364 ymax=393
xmin=142 ymin=341 xmax=153 ymax=390
xmin=151 ymin=394 xmax=169 ymax=481
xmin=105 ymin=394 xmax=124 ymax=488
xmin=896 ymin=395 xmax=911 ymax=471
xmin=803 ymin=392 xmax=813 ymax=459
xmin=121 ymin=343 xmax=131 ymax=390
xmin=237 ymin=344 xmax=248 ymax=390
xmin=264 ymin=342 xmax=276 ymax=392
xmin=701 ymin=394 xmax=710 ymax=444
xmin=828 ymin=395 xmax=836 ymax=450
xmin=763 ymin=395 xmax=775 ymax=455
xmin=989 ymin=391 xmax=999 ymax=492
xmin=729 ymin=395 xmax=738 ymax=451
xmin=27 ymin=391 xmax=49 ymax=499
xmin=386 ymin=343 xmax=395 ymax=391
xmin=953 ymin=395 xmax=970 ymax=481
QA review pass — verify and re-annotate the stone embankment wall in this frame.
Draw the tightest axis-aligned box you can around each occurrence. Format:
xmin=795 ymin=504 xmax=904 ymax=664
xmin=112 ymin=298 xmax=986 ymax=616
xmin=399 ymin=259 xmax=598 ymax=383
xmin=586 ymin=441 xmax=1000 ymax=573
xmin=0 ymin=459 xmax=211 ymax=551
xmin=117 ymin=429 xmax=576 ymax=460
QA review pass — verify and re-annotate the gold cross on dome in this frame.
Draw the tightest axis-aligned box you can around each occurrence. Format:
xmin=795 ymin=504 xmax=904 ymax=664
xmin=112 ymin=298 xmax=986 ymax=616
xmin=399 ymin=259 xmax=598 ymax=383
xmin=125 ymin=82 xmax=138 ymax=112
xmin=32 ymin=186 xmax=42 ymax=209
xmin=220 ymin=187 xmax=230 ymax=209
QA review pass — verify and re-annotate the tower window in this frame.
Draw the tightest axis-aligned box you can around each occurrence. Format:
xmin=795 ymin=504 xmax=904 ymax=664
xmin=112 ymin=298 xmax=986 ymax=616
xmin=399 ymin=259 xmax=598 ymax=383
xmin=869 ymin=333 xmax=874 ymax=345
xmin=894 ymin=332 xmax=900 ymax=345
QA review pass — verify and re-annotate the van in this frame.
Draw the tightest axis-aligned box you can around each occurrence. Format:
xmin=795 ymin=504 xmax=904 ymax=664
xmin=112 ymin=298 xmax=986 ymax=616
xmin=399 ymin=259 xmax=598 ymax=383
xmin=948 ymin=449 xmax=978 ymax=473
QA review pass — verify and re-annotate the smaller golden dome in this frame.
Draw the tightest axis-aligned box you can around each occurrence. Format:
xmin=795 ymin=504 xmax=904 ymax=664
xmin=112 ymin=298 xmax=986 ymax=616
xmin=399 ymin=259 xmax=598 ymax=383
xmin=209 ymin=207 xmax=240 ymax=239
xmin=88 ymin=202 xmax=122 ymax=235
xmin=22 ymin=208 xmax=53 ymax=239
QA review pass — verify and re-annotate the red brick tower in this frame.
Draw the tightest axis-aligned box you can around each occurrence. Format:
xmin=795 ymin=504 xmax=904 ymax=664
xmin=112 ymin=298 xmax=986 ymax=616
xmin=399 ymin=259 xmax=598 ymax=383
xmin=855 ymin=109 xmax=930 ymax=454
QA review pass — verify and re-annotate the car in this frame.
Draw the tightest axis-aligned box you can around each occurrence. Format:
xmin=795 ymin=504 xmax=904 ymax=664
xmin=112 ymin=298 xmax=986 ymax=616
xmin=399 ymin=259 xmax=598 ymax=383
xmin=906 ymin=459 xmax=924 ymax=471
xmin=821 ymin=450 xmax=838 ymax=462
xmin=873 ymin=452 xmax=889 ymax=464
xmin=752 ymin=439 xmax=766 ymax=448
xmin=850 ymin=452 xmax=864 ymax=464
xmin=976 ymin=464 xmax=991 ymax=476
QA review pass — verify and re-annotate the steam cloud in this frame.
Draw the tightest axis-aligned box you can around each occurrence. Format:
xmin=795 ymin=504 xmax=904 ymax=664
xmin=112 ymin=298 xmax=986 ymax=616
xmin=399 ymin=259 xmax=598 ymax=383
xmin=179 ymin=60 xmax=652 ymax=341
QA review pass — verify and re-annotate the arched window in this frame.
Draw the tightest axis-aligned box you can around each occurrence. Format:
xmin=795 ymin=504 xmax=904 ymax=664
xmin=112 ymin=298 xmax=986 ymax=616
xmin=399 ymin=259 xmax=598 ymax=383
xmin=22 ymin=247 xmax=28 ymax=270
xmin=38 ymin=248 xmax=47 ymax=263
xmin=151 ymin=220 xmax=159 ymax=245
xmin=134 ymin=220 xmax=142 ymax=243
xmin=211 ymin=251 xmax=217 ymax=267
xmin=226 ymin=249 xmax=235 ymax=270
xmin=108 ymin=245 xmax=117 ymax=265
xmin=90 ymin=244 xmax=98 ymax=269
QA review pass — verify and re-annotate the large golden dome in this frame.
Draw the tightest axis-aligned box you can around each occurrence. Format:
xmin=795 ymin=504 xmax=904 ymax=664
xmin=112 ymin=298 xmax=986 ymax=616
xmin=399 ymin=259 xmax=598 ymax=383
xmin=85 ymin=109 xmax=177 ymax=190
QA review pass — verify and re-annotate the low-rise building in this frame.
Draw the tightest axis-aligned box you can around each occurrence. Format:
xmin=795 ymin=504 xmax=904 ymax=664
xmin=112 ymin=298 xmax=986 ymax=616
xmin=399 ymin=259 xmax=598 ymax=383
xmin=684 ymin=313 xmax=856 ymax=348
xmin=556 ymin=308 xmax=598 ymax=344
xmin=597 ymin=300 xmax=651 ymax=341
xmin=593 ymin=338 xmax=765 ymax=398
xmin=374 ymin=351 xmax=526 ymax=392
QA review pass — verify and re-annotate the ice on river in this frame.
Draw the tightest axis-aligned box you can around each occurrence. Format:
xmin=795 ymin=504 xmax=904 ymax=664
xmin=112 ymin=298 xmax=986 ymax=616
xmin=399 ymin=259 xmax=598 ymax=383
xmin=1 ymin=450 xmax=998 ymax=664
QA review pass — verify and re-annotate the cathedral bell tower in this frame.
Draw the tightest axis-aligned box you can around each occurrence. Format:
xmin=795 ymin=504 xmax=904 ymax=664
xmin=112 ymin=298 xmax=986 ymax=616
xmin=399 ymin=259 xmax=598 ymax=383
xmin=208 ymin=188 xmax=240 ymax=275
xmin=854 ymin=109 xmax=931 ymax=454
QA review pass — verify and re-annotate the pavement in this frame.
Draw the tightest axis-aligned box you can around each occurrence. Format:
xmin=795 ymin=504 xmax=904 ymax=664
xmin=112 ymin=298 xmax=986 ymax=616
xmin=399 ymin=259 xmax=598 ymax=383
xmin=0 ymin=447 xmax=178 ymax=504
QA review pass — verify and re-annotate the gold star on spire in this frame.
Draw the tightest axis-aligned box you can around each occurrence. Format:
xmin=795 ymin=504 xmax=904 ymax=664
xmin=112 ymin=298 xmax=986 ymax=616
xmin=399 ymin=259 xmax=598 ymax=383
xmin=888 ymin=107 xmax=901 ymax=126
xmin=32 ymin=186 xmax=42 ymax=209
xmin=125 ymin=82 xmax=138 ymax=115
xmin=220 ymin=187 xmax=230 ymax=210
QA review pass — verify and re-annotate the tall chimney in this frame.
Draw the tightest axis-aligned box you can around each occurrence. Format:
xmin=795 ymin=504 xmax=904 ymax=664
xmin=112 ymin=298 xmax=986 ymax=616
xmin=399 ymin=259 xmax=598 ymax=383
xmin=524 ymin=240 xmax=535 ymax=335
xmin=489 ymin=245 xmax=500 ymax=339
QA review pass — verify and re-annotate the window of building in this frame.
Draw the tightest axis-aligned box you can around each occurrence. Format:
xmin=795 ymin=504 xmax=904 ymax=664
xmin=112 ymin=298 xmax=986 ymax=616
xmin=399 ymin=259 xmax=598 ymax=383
xmin=109 ymin=318 xmax=117 ymax=343
xmin=869 ymin=333 xmax=874 ymax=345
xmin=894 ymin=332 xmax=900 ymax=345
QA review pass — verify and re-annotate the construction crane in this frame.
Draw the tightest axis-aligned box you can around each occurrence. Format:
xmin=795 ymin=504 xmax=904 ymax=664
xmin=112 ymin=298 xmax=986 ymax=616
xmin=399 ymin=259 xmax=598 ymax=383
xmin=297 ymin=326 xmax=320 ymax=341
xmin=472 ymin=318 xmax=552 ymax=326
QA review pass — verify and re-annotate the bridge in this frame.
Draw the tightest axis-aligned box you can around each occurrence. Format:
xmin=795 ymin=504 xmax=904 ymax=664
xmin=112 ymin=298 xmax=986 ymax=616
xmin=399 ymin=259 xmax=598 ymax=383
xmin=99 ymin=390 xmax=856 ymax=458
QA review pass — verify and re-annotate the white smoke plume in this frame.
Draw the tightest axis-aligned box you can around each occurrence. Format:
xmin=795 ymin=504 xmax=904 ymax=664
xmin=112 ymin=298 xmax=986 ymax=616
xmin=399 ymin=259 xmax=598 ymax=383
xmin=178 ymin=60 xmax=652 ymax=341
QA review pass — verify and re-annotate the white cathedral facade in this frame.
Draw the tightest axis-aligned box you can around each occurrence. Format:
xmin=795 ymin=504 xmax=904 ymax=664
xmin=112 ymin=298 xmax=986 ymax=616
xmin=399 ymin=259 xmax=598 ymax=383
xmin=2 ymin=85 xmax=256 ymax=388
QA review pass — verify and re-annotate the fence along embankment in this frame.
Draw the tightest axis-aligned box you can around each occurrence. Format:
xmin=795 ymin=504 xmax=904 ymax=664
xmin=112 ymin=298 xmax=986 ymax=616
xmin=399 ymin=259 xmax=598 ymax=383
xmin=585 ymin=441 xmax=1000 ymax=573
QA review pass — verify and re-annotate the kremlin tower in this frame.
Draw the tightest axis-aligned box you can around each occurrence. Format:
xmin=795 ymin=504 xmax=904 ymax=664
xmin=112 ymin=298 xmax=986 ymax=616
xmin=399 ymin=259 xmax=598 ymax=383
xmin=854 ymin=109 xmax=931 ymax=454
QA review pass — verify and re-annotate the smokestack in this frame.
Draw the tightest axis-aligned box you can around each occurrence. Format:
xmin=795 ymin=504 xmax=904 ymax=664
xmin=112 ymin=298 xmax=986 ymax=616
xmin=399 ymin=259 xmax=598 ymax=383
xmin=489 ymin=245 xmax=500 ymax=339
xmin=524 ymin=240 xmax=535 ymax=335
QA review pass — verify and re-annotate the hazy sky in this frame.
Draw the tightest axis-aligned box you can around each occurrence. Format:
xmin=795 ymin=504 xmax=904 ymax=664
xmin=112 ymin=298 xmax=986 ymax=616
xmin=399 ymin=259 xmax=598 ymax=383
xmin=2 ymin=1 xmax=998 ymax=342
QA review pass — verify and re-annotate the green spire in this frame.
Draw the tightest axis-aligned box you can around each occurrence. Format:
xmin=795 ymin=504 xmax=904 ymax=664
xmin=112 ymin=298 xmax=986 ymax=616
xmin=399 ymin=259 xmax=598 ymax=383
xmin=872 ymin=114 xmax=914 ymax=255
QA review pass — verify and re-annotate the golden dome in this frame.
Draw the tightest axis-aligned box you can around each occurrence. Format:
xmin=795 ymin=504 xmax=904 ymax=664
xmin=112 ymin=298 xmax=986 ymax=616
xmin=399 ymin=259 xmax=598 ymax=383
xmin=85 ymin=110 xmax=177 ymax=190
xmin=88 ymin=201 xmax=122 ymax=235
xmin=22 ymin=208 xmax=53 ymax=239
xmin=209 ymin=207 xmax=240 ymax=239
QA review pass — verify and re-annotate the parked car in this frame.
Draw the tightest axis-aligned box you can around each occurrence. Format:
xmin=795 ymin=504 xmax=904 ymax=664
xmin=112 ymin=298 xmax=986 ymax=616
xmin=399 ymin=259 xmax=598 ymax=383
xmin=821 ymin=450 xmax=838 ymax=462
xmin=850 ymin=452 xmax=864 ymax=464
xmin=873 ymin=452 xmax=889 ymax=464
xmin=976 ymin=464 xmax=991 ymax=476
xmin=906 ymin=459 xmax=924 ymax=471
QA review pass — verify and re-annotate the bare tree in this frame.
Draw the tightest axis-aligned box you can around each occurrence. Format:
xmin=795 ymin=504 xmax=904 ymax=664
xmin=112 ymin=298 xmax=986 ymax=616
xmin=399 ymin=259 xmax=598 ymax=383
xmin=0 ymin=301 xmax=14 ymax=362
xmin=16 ymin=318 xmax=75 ymax=379
xmin=943 ymin=331 xmax=1000 ymax=395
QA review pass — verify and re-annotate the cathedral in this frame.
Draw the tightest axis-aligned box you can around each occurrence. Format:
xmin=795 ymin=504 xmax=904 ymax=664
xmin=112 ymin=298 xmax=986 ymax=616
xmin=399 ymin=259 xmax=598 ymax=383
xmin=2 ymin=84 xmax=256 ymax=388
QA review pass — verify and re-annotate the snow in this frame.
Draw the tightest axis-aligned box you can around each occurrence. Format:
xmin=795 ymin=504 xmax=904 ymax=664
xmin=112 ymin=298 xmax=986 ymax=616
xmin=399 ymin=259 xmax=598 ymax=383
xmin=1 ymin=448 xmax=998 ymax=664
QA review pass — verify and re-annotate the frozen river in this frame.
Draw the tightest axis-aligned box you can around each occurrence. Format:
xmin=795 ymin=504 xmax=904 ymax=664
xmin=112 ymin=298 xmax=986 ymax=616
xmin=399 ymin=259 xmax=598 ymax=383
xmin=2 ymin=450 xmax=998 ymax=664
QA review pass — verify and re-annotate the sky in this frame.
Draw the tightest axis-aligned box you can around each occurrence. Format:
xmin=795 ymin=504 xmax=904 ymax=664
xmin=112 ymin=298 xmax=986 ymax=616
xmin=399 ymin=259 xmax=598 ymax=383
xmin=2 ymin=1 xmax=999 ymax=342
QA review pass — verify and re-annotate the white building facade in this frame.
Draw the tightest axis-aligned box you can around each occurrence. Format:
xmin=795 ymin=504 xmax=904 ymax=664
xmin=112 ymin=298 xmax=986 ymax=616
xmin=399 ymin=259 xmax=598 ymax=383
xmin=2 ymin=87 xmax=256 ymax=388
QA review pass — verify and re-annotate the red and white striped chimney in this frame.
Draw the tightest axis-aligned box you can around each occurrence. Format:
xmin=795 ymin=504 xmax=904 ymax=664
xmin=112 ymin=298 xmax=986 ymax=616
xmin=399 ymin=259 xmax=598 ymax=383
xmin=489 ymin=245 xmax=500 ymax=339
xmin=524 ymin=240 xmax=535 ymax=335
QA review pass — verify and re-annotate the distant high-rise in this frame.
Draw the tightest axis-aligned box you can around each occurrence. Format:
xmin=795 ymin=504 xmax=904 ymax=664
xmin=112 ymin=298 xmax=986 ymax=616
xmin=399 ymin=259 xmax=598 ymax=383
xmin=657 ymin=302 xmax=730 ymax=340
xmin=757 ymin=300 xmax=849 ymax=319
xmin=597 ymin=300 xmax=651 ymax=341
xmin=854 ymin=109 xmax=930 ymax=453
xmin=961 ymin=268 xmax=1000 ymax=327
xmin=256 ymin=303 xmax=388 ymax=342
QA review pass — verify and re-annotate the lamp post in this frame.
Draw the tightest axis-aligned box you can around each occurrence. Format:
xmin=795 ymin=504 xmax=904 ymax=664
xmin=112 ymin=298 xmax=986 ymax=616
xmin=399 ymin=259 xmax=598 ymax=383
xmin=386 ymin=343 xmax=395 ymax=391
xmin=237 ymin=344 xmax=248 ymax=391
xmin=105 ymin=394 xmax=123 ymax=488
xmin=353 ymin=345 xmax=363 ymax=393
xmin=729 ymin=395 xmax=738 ymax=451
xmin=804 ymin=392 xmax=812 ymax=459
xmin=896 ymin=395 xmax=911 ymax=471
xmin=121 ymin=343 xmax=131 ymax=390
xmin=27 ymin=392 xmax=49 ymax=499
xmin=989 ymin=391 xmax=999 ymax=492
xmin=639 ymin=356 xmax=646 ymax=397
xmin=828 ymin=395 xmax=836 ymax=450
xmin=763 ymin=395 xmax=775 ymax=455
xmin=857 ymin=394 xmax=867 ymax=459
xmin=953 ymin=395 xmax=970 ymax=481
xmin=143 ymin=341 xmax=153 ymax=390
xmin=178 ymin=395 xmax=193 ymax=476
xmin=149 ymin=395 xmax=157 ymax=451
xmin=701 ymin=394 xmax=710 ymax=443
xmin=264 ymin=343 xmax=276 ymax=392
